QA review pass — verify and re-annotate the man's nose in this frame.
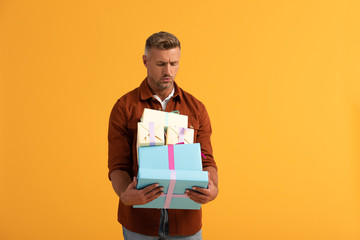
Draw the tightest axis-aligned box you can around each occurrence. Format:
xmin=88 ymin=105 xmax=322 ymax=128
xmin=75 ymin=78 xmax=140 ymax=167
xmin=163 ymin=64 xmax=171 ymax=75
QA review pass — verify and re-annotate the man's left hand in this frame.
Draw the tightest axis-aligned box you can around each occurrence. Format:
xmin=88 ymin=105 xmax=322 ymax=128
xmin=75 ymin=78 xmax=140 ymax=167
xmin=185 ymin=172 xmax=218 ymax=204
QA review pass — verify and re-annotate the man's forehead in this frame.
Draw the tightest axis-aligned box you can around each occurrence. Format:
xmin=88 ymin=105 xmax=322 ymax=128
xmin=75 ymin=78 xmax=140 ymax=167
xmin=149 ymin=47 xmax=180 ymax=61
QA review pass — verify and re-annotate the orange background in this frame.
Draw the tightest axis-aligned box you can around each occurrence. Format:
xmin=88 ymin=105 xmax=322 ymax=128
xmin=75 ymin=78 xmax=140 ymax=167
xmin=1 ymin=1 xmax=360 ymax=239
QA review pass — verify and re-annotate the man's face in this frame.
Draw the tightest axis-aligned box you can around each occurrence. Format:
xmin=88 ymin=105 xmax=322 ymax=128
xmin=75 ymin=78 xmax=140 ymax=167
xmin=143 ymin=47 xmax=180 ymax=93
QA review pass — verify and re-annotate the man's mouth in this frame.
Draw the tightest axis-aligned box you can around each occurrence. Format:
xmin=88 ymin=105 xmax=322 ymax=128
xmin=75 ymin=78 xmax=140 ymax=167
xmin=162 ymin=77 xmax=172 ymax=81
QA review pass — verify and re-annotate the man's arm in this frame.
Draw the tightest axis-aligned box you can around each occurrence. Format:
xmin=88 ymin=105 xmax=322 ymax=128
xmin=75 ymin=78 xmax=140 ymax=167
xmin=108 ymin=101 xmax=163 ymax=206
xmin=111 ymin=170 xmax=164 ymax=206
xmin=110 ymin=170 xmax=132 ymax=198
xmin=185 ymin=102 xmax=218 ymax=204
xmin=185 ymin=166 xmax=218 ymax=204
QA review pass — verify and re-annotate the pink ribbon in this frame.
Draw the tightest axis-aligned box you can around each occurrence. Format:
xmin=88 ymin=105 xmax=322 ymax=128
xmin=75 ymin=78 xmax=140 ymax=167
xmin=149 ymin=122 xmax=155 ymax=146
xmin=161 ymin=192 xmax=187 ymax=198
xmin=163 ymin=170 xmax=176 ymax=208
xmin=162 ymin=145 xmax=188 ymax=208
xmin=167 ymin=144 xmax=175 ymax=170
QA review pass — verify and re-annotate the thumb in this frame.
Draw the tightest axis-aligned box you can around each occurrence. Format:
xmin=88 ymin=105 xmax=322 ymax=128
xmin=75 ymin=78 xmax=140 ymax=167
xmin=207 ymin=172 xmax=212 ymax=189
xmin=129 ymin=176 xmax=137 ymax=188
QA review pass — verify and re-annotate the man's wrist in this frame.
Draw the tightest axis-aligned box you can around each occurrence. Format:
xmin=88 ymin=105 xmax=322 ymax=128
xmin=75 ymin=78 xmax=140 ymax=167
xmin=119 ymin=192 xmax=130 ymax=206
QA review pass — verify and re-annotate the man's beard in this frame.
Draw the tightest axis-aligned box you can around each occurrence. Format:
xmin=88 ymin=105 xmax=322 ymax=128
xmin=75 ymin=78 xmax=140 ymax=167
xmin=156 ymin=76 xmax=174 ymax=90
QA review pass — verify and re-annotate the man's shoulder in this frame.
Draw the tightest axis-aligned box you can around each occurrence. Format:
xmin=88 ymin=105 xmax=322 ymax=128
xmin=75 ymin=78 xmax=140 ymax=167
xmin=117 ymin=86 xmax=140 ymax=104
xmin=111 ymin=86 xmax=141 ymax=118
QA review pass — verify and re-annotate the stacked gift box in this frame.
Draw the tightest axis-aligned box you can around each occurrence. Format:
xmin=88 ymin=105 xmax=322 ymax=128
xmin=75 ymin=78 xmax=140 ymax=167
xmin=134 ymin=108 xmax=208 ymax=210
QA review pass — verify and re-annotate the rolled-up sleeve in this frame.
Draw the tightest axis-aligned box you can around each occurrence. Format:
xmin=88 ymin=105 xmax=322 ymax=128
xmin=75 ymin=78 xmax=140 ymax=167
xmin=108 ymin=100 xmax=133 ymax=180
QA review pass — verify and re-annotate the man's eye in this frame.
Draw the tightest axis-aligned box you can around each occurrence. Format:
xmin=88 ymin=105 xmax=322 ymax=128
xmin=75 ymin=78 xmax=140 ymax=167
xmin=171 ymin=62 xmax=178 ymax=66
xmin=157 ymin=63 xmax=165 ymax=66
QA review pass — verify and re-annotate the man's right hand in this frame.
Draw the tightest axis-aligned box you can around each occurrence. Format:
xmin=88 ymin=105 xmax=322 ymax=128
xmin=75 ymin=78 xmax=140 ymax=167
xmin=120 ymin=177 xmax=164 ymax=206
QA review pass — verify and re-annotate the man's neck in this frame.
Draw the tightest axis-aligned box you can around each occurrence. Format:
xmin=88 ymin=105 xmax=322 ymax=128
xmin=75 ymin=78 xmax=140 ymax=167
xmin=146 ymin=79 xmax=174 ymax=101
xmin=155 ymin=88 xmax=173 ymax=101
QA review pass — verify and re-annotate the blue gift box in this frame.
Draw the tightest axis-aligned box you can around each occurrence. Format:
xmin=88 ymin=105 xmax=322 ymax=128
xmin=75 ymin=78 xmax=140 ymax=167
xmin=134 ymin=143 xmax=209 ymax=210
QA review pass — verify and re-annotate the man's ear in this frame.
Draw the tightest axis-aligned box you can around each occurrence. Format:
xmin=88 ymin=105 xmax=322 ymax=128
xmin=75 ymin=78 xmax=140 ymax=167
xmin=142 ymin=55 xmax=148 ymax=67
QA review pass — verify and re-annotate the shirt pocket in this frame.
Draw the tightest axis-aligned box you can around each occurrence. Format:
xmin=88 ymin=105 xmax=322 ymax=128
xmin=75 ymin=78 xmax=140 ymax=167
xmin=188 ymin=115 xmax=200 ymax=143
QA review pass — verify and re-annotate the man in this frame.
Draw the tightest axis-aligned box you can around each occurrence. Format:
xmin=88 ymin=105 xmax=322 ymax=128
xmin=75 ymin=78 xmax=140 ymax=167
xmin=108 ymin=31 xmax=218 ymax=240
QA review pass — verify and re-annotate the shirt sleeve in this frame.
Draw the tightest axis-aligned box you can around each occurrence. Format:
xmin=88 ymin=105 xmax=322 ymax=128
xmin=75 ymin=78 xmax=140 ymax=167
xmin=108 ymin=100 xmax=133 ymax=180
xmin=197 ymin=103 xmax=218 ymax=171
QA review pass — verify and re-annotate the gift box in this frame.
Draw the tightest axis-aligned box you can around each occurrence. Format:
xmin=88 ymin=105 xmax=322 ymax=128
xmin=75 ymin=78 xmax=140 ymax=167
xmin=137 ymin=122 xmax=165 ymax=147
xmin=166 ymin=126 xmax=194 ymax=145
xmin=141 ymin=108 xmax=188 ymax=129
xmin=134 ymin=143 xmax=208 ymax=210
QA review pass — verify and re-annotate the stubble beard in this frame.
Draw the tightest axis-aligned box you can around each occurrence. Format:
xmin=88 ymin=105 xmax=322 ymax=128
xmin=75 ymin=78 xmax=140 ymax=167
xmin=157 ymin=79 xmax=174 ymax=90
xmin=148 ymin=75 xmax=174 ymax=91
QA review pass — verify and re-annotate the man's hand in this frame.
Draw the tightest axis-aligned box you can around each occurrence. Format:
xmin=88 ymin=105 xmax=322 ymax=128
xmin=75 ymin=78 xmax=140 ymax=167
xmin=120 ymin=177 xmax=164 ymax=206
xmin=185 ymin=172 xmax=218 ymax=204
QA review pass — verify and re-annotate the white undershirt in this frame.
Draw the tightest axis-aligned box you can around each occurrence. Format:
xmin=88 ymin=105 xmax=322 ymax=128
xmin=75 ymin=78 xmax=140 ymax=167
xmin=153 ymin=88 xmax=175 ymax=111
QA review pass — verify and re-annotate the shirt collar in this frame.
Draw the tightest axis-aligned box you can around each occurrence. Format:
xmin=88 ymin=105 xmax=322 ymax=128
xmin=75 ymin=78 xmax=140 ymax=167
xmin=153 ymin=87 xmax=174 ymax=102
xmin=153 ymin=88 xmax=174 ymax=111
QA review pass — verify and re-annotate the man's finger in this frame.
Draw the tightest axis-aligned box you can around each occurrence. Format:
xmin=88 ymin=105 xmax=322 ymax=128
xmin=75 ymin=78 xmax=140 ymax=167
xmin=186 ymin=190 xmax=208 ymax=204
xmin=145 ymin=189 xmax=164 ymax=203
xmin=145 ymin=186 xmax=163 ymax=196
xmin=187 ymin=189 xmax=208 ymax=198
xmin=141 ymin=183 xmax=160 ymax=194
xmin=191 ymin=186 xmax=208 ymax=194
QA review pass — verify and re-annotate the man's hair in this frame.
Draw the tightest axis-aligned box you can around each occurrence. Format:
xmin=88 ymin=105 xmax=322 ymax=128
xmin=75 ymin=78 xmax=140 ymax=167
xmin=144 ymin=31 xmax=181 ymax=56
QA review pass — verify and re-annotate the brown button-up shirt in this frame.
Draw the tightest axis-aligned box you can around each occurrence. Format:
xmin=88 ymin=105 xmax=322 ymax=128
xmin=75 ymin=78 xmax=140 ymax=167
xmin=108 ymin=79 xmax=217 ymax=236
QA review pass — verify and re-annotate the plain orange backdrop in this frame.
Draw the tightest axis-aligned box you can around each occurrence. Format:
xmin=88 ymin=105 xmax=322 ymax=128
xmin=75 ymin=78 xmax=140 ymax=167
xmin=1 ymin=1 xmax=360 ymax=239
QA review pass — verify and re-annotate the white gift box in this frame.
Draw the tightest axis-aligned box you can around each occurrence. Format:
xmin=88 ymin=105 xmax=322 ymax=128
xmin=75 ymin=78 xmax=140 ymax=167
xmin=137 ymin=122 xmax=165 ymax=147
xmin=141 ymin=108 xmax=188 ymax=129
xmin=166 ymin=126 xmax=194 ymax=145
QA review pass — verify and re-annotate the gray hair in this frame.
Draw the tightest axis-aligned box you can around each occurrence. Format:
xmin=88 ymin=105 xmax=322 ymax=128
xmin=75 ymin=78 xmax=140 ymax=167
xmin=144 ymin=31 xmax=181 ymax=56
